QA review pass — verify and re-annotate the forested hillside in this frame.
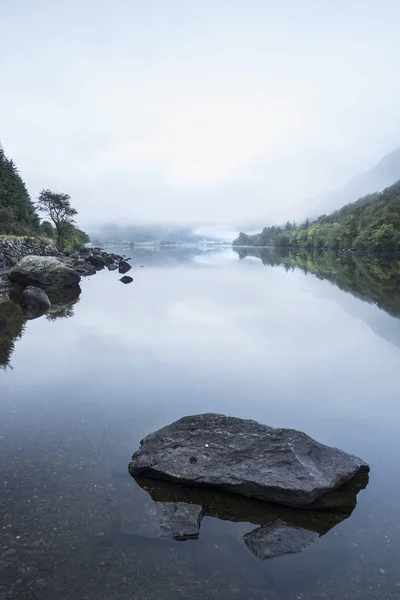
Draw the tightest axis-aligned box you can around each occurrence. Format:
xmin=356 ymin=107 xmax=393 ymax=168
xmin=234 ymin=181 xmax=400 ymax=253
xmin=0 ymin=143 xmax=39 ymax=235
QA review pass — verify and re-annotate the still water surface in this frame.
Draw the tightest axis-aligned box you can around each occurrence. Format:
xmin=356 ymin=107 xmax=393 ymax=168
xmin=1 ymin=247 xmax=400 ymax=599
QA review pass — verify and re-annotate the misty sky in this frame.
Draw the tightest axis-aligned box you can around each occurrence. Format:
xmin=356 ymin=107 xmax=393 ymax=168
xmin=1 ymin=0 xmax=400 ymax=233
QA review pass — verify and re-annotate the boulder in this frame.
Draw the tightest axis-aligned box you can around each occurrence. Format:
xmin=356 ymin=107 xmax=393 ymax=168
xmin=120 ymin=276 xmax=133 ymax=284
xmin=129 ymin=414 xmax=369 ymax=507
xmin=20 ymin=286 xmax=51 ymax=319
xmin=72 ymin=261 xmax=97 ymax=276
xmin=9 ymin=256 xmax=81 ymax=291
xmin=85 ymin=254 xmax=106 ymax=269
xmin=119 ymin=260 xmax=132 ymax=274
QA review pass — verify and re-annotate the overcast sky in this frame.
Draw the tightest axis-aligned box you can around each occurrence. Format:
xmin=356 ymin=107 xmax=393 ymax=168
xmin=1 ymin=0 xmax=400 ymax=233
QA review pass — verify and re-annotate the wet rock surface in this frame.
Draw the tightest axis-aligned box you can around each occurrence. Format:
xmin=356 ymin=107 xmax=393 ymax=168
xmin=243 ymin=523 xmax=319 ymax=560
xmin=129 ymin=414 xmax=369 ymax=506
xmin=132 ymin=471 xmax=368 ymax=560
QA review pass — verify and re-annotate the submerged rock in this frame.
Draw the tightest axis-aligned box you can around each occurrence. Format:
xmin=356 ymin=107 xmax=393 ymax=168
xmin=20 ymin=286 xmax=51 ymax=319
xmin=119 ymin=260 xmax=132 ymax=274
xmin=9 ymin=256 xmax=81 ymax=291
xmin=132 ymin=471 xmax=368 ymax=560
xmin=120 ymin=276 xmax=133 ymax=284
xmin=120 ymin=499 xmax=202 ymax=540
xmin=243 ymin=523 xmax=318 ymax=560
xmin=129 ymin=414 xmax=369 ymax=507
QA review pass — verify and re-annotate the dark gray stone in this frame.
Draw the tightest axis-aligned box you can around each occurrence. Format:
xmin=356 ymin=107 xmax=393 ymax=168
xmin=85 ymin=254 xmax=106 ymax=268
xmin=120 ymin=499 xmax=202 ymax=540
xmin=129 ymin=414 xmax=369 ymax=507
xmin=72 ymin=261 xmax=96 ymax=276
xmin=120 ymin=276 xmax=133 ymax=284
xmin=119 ymin=260 xmax=132 ymax=274
xmin=108 ymin=264 xmax=118 ymax=271
xmin=9 ymin=256 xmax=81 ymax=291
xmin=243 ymin=523 xmax=319 ymax=560
xmin=20 ymin=286 xmax=51 ymax=319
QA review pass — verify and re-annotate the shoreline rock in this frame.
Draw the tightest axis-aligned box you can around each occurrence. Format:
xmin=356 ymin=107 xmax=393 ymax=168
xmin=129 ymin=413 xmax=369 ymax=507
xmin=120 ymin=275 xmax=133 ymax=284
xmin=119 ymin=259 xmax=132 ymax=274
xmin=0 ymin=237 xmax=124 ymax=276
xmin=9 ymin=256 xmax=81 ymax=291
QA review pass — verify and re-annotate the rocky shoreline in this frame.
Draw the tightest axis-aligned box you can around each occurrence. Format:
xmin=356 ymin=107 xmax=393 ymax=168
xmin=0 ymin=237 xmax=131 ymax=292
xmin=0 ymin=238 xmax=133 ymax=348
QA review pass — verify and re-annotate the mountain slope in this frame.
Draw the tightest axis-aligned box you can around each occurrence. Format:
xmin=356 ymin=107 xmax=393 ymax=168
xmin=234 ymin=180 xmax=400 ymax=253
xmin=313 ymin=148 xmax=400 ymax=216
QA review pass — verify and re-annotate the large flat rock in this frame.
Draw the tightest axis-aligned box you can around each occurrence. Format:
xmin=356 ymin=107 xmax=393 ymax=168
xmin=129 ymin=414 xmax=369 ymax=507
xmin=9 ymin=256 xmax=81 ymax=291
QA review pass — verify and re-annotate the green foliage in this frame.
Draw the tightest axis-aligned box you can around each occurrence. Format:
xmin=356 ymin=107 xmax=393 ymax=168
xmin=37 ymin=219 xmax=89 ymax=250
xmin=36 ymin=189 xmax=78 ymax=249
xmin=0 ymin=142 xmax=39 ymax=235
xmin=39 ymin=220 xmax=55 ymax=239
xmin=233 ymin=182 xmax=400 ymax=253
xmin=0 ymin=141 xmax=89 ymax=251
xmin=62 ymin=223 xmax=90 ymax=250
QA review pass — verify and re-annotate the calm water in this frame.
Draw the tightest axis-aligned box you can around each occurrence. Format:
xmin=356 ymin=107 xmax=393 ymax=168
xmin=1 ymin=247 xmax=400 ymax=599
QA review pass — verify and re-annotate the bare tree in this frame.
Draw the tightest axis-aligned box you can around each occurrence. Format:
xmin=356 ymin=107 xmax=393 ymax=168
xmin=37 ymin=189 xmax=77 ymax=249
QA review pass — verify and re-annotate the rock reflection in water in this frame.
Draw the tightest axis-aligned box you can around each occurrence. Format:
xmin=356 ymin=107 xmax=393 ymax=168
xmin=0 ymin=286 xmax=81 ymax=369
xmin=129 ymin=473 xmax=368 ymax=560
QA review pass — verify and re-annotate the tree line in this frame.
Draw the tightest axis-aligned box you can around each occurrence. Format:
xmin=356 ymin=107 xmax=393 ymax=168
xmin=234 ymin=181 xmax=400 ymax=253
xmin=0 ymin=141 xmax=89 ymax=249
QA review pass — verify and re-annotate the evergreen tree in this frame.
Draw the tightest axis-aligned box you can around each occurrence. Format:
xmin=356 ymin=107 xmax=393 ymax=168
xmin=0 ymin=141 xmax=39 ymax=235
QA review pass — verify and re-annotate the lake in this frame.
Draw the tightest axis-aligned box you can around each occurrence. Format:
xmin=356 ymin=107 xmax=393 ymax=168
xmin=1 ymin=246 xmax=400 ymax=599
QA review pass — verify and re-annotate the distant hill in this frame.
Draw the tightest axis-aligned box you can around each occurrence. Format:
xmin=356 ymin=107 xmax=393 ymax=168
xmin=234 ymin=180 xmax=400 ymax=253
xmin=313 ymin=148 xmax=400 ymax=216
xmin=91 ymin=224 xmax=223 ymax=245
